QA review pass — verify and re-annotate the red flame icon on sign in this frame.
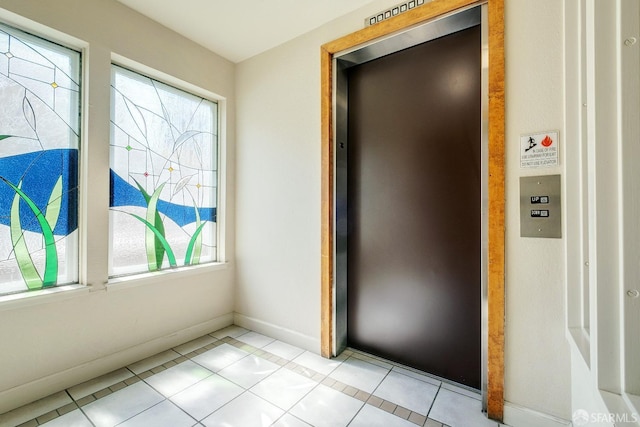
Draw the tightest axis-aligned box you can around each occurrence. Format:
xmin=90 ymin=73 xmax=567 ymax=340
xmin=541 ymin=135 xmax=553 ymax=147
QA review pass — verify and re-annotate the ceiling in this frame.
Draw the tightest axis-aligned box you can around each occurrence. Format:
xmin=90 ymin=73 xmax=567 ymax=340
xmin=116 ymin=0 xmax=379 ymax=63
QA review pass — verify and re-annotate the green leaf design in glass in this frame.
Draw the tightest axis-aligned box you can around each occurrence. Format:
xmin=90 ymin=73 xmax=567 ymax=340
xmin=127 ymin=213 xmax=177 ymax=268
xmin=10 ymin=181 xmax=42 ymax=289
xmin=45 ymin=176 xmax=63 ymax=231
xmin=2 ymin=177 xmax=59 ymax=287
xmin=184 ymin=222 xmax=207 ymax=266
xmin=132 ymin=178 xmax=167 ymax=271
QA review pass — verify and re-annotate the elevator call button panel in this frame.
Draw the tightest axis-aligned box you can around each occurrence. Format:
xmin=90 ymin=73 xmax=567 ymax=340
xmin=520 ymin=175 xmax=561 ymax=238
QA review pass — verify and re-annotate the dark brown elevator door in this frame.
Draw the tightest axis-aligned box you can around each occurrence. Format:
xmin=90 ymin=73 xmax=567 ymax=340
xmin=347 ymin=25 xmax=481 ymax=388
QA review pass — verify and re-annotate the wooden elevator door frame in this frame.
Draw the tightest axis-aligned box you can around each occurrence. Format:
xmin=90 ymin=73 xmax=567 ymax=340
xmin=320 ymin=0 xmax=505 ymax=421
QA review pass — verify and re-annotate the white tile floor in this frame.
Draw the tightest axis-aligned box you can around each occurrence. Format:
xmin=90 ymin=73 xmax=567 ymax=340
xmin=0 ymin=325 xmax=512 ymax=427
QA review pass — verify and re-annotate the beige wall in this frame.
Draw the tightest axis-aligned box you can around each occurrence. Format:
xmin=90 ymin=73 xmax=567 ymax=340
xmin=502 ymin=0 xmax=571 ymax=423
xmin=235 ymin=0 xmax=405 ymax=351
xmin=236 ymin=0 xmax=571 ymax=424
xmin=0 ymin=0 xmax=575 ymax=423
xmin=0 ymin=0 xmax=236 ymax=413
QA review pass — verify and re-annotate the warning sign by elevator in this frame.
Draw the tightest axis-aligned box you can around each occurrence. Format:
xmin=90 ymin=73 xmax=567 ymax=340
xmin=520 ymin=131 xmax=559 ymax=168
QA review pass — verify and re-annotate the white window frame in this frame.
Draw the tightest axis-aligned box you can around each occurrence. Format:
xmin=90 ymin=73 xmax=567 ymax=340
xmin=0 ymin=17 xmax=87 ymax=301
xmin=107 ymin=54 xmax=227 ymax=283
xmin=567 ymin=0 xmax=640 ymax=420
xmin=0 ymin=15 xmax=229 ymax=306
xmin=620 ymin=0 xmax=640 ymax=405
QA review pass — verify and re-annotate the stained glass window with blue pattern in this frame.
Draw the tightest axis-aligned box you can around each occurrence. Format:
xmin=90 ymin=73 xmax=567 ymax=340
xmin=109 ymin=65 xmax=218 ymax=277
xmin=0 ymin=23 xmax=80 ymax=296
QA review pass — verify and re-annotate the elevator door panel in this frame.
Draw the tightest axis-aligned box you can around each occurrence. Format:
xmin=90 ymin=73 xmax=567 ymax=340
xmin=347 ymin=25 xmax=481 ymax=388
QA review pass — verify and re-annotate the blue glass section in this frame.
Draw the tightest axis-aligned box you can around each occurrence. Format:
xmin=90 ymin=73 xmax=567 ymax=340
xmin=0 ymin=149 xmax=78 ymax=235
xmin=110 ymin=169 xmax=216 ymax=226
xmin=0 ymin=151 xmax=214 ymax=235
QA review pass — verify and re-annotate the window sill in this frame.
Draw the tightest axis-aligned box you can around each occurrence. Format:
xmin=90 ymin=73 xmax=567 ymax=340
xmin=625 ymin=393 xmax=640 ymax=423
xmin=107 ymin=262 xmax=230 ymax=292
xmin=0 ymin=263 xmax=229 ymax=310
xmin=600 ymin=390 xmax=640 ymax=426
xmin=0 ymin=284 xmax=89 ymax=312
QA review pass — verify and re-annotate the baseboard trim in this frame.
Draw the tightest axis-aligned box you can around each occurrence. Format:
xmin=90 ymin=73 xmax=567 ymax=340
xmin=0 ymin=313 xmax=233 ymax=414
xmin=504 ymin=401 xmax=572 ymax=427
xmin=233 ymin=313 xmax=320 ymax=353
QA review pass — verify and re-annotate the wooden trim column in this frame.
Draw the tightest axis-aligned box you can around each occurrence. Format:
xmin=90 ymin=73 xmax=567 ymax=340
xmin=486 ymin=0 xmax=506 ymax=420
xmin=320 ymin=46 xmax=333 ymax=359
xmin=320 ymin=0 xmax=505 ymax=420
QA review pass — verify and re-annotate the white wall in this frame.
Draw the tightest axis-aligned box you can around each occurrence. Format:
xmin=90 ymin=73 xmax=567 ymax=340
xmin=235 ymin=0 xmax=400 ymax=351
xmin=0 ymin=0 xmax=236 ymax=413
xmin=236 ymin=0 xmax=571 ymax=424
xmin=0 ymin=0 xmax=576 ymax=422
xmin=564 ymin=0 xmax=640 ymax=424
xmin=502 ymin=0 xmax=571 ymax=422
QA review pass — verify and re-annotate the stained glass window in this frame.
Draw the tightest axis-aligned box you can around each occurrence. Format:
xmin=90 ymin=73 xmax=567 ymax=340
xmin=0 ymin=23 xmax=81 ymax=296
xmin=109 ymin=65 xmax=218 ymax=277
